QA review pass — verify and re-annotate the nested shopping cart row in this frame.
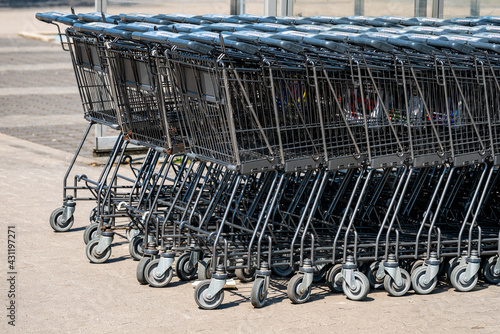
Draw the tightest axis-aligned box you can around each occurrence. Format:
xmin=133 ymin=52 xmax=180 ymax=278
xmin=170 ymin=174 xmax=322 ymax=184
xmin=37 ymin=10 xmax=500 ymax=310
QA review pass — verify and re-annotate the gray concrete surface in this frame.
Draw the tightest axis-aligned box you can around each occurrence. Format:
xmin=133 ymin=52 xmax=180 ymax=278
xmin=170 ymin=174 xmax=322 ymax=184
xmin=1 ymin=132 xmax=500 ymax=333
xmin=1 ymin=4 xmax=500 ymax=334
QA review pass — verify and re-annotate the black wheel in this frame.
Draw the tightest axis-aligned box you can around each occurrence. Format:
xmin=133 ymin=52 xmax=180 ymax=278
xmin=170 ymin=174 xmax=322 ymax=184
xmin=235 ymin=267 xmax=256 ymax=283
xmin=136 ymin=257 xmax=151 ymax=285
xmin=198 ymin=259 xmax=212 ymax=281
xmin=366 ymin=261 xmax=384 ymax=289
xmin=451 ymin=264 xmax=478 ymax=292
xmin=482 ymin=256 xmax=500 ymax=284
xmin=145 ymin=258 xmax=173 ymax=288
xmin=384 ymin=269 xmax=411 ymax=297
xmin=85 ymin=238 xmax=111 ymax=264
xmin=89 ymin=206 xmax=98 ymax=224
xmin=326 ymin=264 xmax=343 ymax=293
xmin=287 ymin=274 xmax=312 ymax=304
xmin=194 ymin=280 xmax=224 ymax=310
xmin=342 ymin=271 xmax=370 ymax=301
xmin=272 ymin=264 xmax=294 ymax=277
xmin=251 ymin=277 xmax=268 ymax=308
xmin=176 ymin=253 xmax=197 ymax=281
xmin=129 ymin=235 xmax=145 ymax=261
xmin=313 ymin=264 xmax=327 ymax=283
xmin=411 ymin=266 xmax=437 ymax=295
xmin=83 ymin=223 xmax=99 ymax=245
xmin=49 ymin=207 xmax=74 ymax=232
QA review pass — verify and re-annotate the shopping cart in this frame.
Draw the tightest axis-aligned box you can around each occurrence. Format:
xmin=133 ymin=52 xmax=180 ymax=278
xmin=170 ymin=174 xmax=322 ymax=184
xmin=36 ymin=10 xmax=500 ymax=311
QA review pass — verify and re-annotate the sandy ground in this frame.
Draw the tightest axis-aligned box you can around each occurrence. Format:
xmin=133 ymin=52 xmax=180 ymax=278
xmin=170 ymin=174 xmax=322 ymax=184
xmin=1 ymin=132 xmax=500 ymax=333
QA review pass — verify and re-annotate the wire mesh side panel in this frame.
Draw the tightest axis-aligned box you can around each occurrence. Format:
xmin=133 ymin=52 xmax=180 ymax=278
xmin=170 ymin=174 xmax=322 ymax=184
xmin=106 ymin=42 xmax=172 ymax=150
xmin=67 ymin=29 xmax=117 ymax=127
xmin=168 ymin=51 xmax=280 ymax=173
xmin=267 ymin=65 xmax=326 ymax=171
xmin=442 ymin=59 xmax=492 ymax=166
xmin=486 ymin=61 xmax=500 ymax=165
xmin=315 ymin=66 xmax=369 ymax=170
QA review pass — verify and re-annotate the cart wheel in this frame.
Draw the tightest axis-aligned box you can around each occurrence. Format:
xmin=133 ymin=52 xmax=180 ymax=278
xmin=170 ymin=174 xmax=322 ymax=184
xmin=136 ymin=257 xmax=150 ymax=285
xmin=176 ymin=253 xmax=197 ymax=281
xmin=272 ymin=265 xmax=294 ymax=277
xmin=445 ymin=257 xmax=461 ymax=282
xmin=313 ymin=264 xmax=327 ymax=283
xmin=326 ymin=264 xmax=343 ymax=293
xmin=83 ymin=223 xmax=99 ymax=245
xmin=129 ymin=235 xmax=145 ymax=261
xmin=85 ymin=238 xmax=111 ymax=264
xmin=342 ymin=271 xmax=369 ymax=301
xmin=411 ymin=266 xmax=437 ymax=295
xmin=198 ymin=259 xmax=212 ymax=281
xmin=194 ymin=280 xmax=224 ymax=310
xmin=126 ymin=227 xmax=140 ymax=242
xmin=145 ymin=258 xmax=173 ymax=288
xmin=451 ymin=264 xmax=478 ymax=292
xmin=410 ymin=259 xmax=424 ymax=275
xmin=384 ymin=269 xmax=411 ymax=297
xmin=89 ymin=206 xmax=98 ymax=224
xmin=366 ymin=261 xmax=384 ymax=289
xmin=235 ymin=267 xmax=256 ymax=283
xmin=49 ymin=207 xmax=74 ymax=232
xmin=287 ymin=274 xmax=312 ymax=304
xmin=482 ymin=256 xmax=500 ymax=284
xmin=251 ymin=277 xmax=268 ymax=308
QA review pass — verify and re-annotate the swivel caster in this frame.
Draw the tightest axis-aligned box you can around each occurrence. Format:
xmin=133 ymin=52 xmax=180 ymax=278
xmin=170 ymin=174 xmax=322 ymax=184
xmin=287 ymin=259 xmax=314 ymax=304
xmin=450 ymin=251 xmax=480 ymax=292
xmin=482 ymin=255 xmax=500 ymax=284
xmin=194 ymin=265 xmax=227 ymax=310
xmin=411 ymin=252 xmax=440 ymax=295
xmin=85 ymin=231 xmax=113 ymax=264
xmin=176 ymin=252 xmax=199 ymax=281
xmin=342 ymin=256 xmax=369 ymax=301
xmin=49 ymin=197 xmax=75 ymax=232
xmin=83 ymin=223 xmax=99 ymax=245
xmin=251 ymin=263 xmax=271 ymax=308
xmin=326 ymin=264 xmax=343 ymax=293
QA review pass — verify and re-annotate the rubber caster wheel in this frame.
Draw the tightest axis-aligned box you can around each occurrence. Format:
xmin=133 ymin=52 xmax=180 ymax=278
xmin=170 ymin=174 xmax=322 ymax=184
xmin=176 ymin=253 xmax=198 ymax=281
xmin=384 ymin=269 xmax=411 ymax=297
xmin=272 ymin=265 xmax=294 ymax=277
xmin=287 ymin=274 xmax=312 ymax=304
xmin=313 ymin=264 xmax=327 ymax=283
xmin=342 ymin=271 xmax=370 ymax=301
xmin=235 ymin=267 xmax=256 ymax=283
xmin=136 ymin=257 xmax=151 ymax=285
xmin=251 ymin=277 xmax=268 ymax=308
xmin=445 ymin=257 xmax=462 ymax=282
xmin=198 ymin=259 xmax=212 ymax=281
xmin=451 ymin=264 xmax=478 ymax=292
xmin=49 ymin=207 xmax=74 ymax=232
xmin=410 ymin=259 xmax=425 ymax=276
xmin=326 ymin=264 xmax=343 ymax=293
xmin=366 ymin=261 xmax=384 ymax=289
xmin=194 ymin=280 xmax=224 ymax=310
xmin=482 ymin=256 xmax=500 ymax=284
xmin=145 ymin=258 xmax=174 ymax=288
xmin=129 ymin=235 xmax=145 ymax=261
xmin=126 ymin=227 xmax=140 ymax=242
xmin=89 ymin=206 xmax=98 ymax=224
xmin=411 ymin=266 xmax=437 ymax=295
xmin=83 ymin=223 xmax=99 ymax=245
xmin=85 ymin=238 xmax=111 ymax=263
